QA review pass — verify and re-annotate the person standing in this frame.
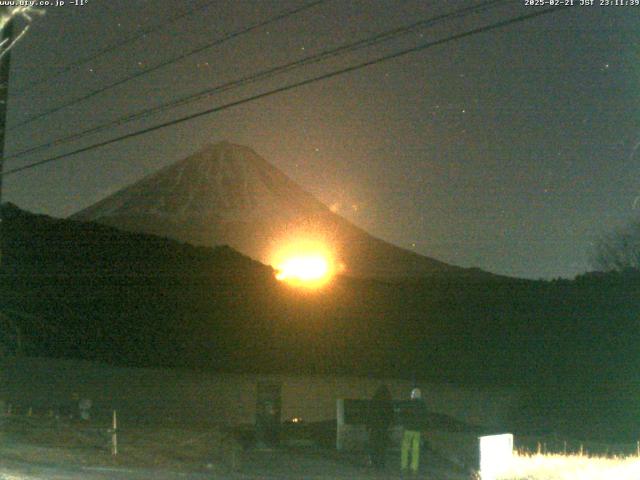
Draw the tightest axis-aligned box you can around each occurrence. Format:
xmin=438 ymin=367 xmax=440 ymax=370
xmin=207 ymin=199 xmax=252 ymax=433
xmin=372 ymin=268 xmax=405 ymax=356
xmin=366 ymin=385 xmax=394 ymax=470
xmin=401 ymin=387 xmax=428 ymax=475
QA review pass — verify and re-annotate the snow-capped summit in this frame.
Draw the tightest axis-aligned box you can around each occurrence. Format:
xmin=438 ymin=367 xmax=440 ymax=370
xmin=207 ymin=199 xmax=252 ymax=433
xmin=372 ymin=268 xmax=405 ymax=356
xmin=71 ymin=142 xmax=464 ymax=280
xmin=74 ymin=142 xmax=326 ymax=224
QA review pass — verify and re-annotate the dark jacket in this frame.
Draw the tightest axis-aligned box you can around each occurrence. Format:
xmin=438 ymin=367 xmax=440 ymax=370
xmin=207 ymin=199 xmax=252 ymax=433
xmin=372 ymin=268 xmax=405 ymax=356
xmin=400 ymin=398 xmax=429 ymax=431
xmin=366 ymin=385 xmax=394 ymax=432
xmin=366 ymin=399 xmax=394 ymax=432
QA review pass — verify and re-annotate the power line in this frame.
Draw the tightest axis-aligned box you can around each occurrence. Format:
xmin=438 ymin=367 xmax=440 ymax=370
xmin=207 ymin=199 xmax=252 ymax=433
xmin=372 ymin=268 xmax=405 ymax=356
xmin=6 ymin=0 xmax=507 ymax=162
xmin=1 ymin=6 xmax=570 ymax=178
xmin=9 ymin=0 xmax=328 ymax=130
xmin=16 ymin=0 xmax=220 ymax=95
xmin=86 ymin=0 xmax=510 ymax=137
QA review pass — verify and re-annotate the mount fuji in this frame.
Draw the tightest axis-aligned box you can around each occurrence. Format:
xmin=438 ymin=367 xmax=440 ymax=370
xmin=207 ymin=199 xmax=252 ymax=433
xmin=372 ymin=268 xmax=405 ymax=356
xmin=71 ymin=141 xmax=473 ymax=280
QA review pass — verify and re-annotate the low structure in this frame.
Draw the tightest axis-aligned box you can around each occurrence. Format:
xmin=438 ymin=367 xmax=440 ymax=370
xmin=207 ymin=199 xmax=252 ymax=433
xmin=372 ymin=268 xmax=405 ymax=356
xmin=2 ymin=356 xmax=519 ymax=434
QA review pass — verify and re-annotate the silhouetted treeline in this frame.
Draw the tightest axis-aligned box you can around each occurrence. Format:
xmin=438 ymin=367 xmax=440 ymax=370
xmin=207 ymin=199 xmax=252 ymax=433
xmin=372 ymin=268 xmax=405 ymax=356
xmin=1 ymin=203 xmax=640 ymax=441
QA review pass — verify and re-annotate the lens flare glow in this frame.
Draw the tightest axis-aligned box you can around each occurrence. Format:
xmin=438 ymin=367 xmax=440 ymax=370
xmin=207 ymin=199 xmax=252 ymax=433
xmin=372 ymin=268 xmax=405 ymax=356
xmin=275 ymin=255 xmax=330 ymax=282
xmin=271 ymin=238 xmax=337 ymax=288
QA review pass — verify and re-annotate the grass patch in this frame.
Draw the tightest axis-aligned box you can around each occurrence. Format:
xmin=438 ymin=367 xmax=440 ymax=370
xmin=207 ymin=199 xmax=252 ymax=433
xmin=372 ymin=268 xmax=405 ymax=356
xmin=0 ymin=415 xmax=242 ymax=474
xmin=497 ymin=452 xmax=640 ymax=480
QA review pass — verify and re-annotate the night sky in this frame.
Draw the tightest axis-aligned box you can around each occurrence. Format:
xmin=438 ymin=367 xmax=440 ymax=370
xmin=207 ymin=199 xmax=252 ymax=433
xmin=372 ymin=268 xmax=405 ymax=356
xmin=2 ymin=0 xmax=639 ymax=279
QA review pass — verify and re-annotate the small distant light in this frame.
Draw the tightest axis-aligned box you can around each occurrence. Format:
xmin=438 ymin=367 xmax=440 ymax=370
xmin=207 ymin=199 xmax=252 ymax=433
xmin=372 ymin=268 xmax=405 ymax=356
xmin=291 ymin=417 xmax=302 ymax=423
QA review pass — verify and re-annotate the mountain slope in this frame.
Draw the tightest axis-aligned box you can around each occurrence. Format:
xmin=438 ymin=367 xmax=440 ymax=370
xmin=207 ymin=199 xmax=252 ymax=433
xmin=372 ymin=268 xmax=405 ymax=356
xmin=71 ymin=142 xmax=470 ymax=280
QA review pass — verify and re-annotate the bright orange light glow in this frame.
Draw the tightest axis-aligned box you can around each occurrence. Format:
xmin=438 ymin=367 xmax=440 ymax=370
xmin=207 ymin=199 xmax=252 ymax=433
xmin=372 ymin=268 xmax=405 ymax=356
xmin=275 ymin=255 xmax=329 ymax=282
xmin=271 ymin=238 xmax=337 ymax=288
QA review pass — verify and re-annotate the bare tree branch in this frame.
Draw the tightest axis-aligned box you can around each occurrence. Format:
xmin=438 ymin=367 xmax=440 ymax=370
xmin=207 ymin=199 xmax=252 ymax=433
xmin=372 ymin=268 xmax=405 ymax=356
xmin=591 ymin=221 xmax=640 ymax=272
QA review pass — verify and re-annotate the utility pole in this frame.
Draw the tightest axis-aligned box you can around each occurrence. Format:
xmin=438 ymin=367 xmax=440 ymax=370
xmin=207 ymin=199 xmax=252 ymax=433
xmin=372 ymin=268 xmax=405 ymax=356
xmin=0 ymin=7 xmax=13 ymax=266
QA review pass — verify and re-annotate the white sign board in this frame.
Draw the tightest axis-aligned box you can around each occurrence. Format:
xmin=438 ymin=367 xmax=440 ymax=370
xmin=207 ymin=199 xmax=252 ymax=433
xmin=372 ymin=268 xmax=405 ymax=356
xmin=479 ymin=433 xmax=513 ymax=480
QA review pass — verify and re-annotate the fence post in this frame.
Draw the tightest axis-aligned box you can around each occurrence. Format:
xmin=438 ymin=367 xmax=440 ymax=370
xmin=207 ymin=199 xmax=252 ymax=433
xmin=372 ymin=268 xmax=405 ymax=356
xmin=111 ymin=410 xmax=118 ymax=456
xmin=336 ymin=399 xmax=344 ymax=451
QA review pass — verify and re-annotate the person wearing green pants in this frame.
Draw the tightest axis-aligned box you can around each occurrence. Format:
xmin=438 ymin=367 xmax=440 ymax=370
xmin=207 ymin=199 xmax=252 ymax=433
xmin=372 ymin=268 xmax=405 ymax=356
xmin=400 ymin=387 xmax=428 ymax=475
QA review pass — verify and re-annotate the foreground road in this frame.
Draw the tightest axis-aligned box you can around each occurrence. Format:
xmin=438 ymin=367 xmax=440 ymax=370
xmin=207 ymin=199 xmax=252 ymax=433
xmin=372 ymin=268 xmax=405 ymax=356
xmin=0 ymin=447 xmax=466 ymax=479
xmin=0 ymin=461 xmax=219 ymax=480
